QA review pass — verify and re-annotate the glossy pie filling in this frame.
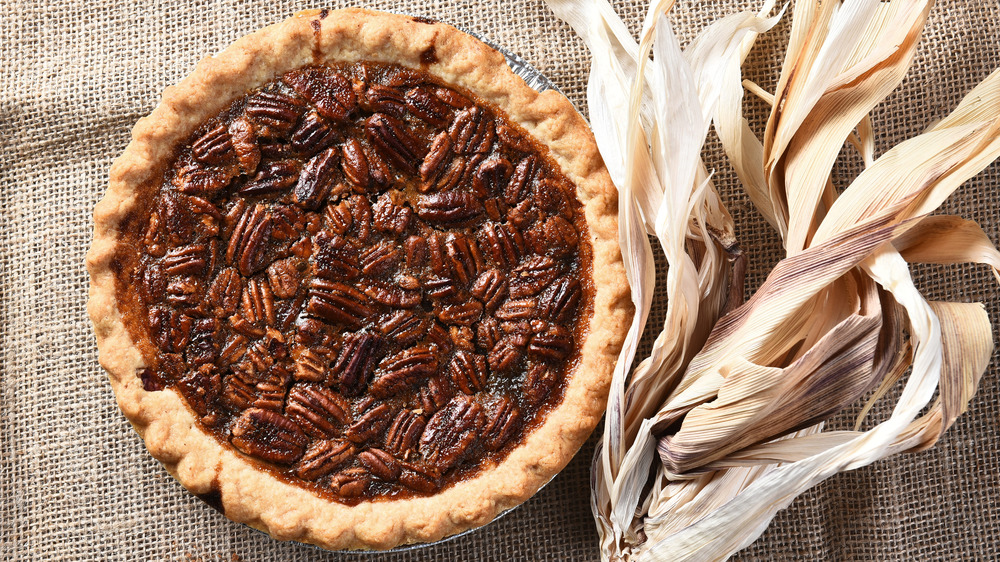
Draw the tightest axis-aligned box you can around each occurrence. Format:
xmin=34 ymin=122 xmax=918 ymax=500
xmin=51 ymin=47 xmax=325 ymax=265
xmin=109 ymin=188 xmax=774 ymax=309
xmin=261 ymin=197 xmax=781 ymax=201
xmin=114 ymin=61 xmax=593 ymax=502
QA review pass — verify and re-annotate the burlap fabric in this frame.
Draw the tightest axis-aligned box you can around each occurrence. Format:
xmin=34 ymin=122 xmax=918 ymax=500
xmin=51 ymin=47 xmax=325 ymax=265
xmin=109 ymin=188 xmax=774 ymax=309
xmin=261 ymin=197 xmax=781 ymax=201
xmin=2 ymin=0 xmax=998 ymax=559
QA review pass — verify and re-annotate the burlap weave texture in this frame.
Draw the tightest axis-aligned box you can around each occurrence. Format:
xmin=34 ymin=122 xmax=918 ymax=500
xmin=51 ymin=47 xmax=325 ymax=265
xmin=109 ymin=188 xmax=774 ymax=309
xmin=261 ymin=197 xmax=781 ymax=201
xmin=1 ymin=0 xmax=998 ymax=560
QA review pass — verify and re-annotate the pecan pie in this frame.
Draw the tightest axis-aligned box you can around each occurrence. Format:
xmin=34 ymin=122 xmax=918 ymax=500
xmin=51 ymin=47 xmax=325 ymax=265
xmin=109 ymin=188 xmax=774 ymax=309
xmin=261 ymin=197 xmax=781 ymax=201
xmin=87 ymin=8 xmax=630 ymax=550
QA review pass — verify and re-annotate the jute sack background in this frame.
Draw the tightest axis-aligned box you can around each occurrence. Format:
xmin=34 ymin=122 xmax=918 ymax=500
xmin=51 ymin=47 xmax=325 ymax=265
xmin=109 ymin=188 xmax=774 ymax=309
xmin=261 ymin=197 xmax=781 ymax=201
xmin=1 ymin=0 xmax=998 ymax=559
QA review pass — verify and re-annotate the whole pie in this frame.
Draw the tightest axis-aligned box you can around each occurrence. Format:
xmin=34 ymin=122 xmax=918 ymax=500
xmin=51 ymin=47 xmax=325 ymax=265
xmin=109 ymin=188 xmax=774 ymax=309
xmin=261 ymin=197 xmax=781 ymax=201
xmin=87 ymin=8 xmax=630 ymax=550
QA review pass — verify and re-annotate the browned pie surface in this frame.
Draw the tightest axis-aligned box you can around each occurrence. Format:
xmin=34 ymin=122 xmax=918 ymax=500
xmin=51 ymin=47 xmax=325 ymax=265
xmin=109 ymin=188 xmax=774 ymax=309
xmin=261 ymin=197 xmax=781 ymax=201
xmin=111 ymin=61 xmax=594 ymax=502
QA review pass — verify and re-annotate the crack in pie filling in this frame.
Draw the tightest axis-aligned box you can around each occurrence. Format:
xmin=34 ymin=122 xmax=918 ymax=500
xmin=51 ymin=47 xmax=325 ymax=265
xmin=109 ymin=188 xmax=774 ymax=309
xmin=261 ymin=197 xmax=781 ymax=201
xmin=88 ymin=8 xmax=630 ymax=550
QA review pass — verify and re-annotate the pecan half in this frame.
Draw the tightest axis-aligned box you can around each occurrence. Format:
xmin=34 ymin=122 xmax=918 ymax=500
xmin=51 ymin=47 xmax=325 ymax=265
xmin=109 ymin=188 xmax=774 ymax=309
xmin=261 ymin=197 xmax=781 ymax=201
xmin=346 ymin=402 xmax=394 ymax=444
xmin=241 ymin=277 xmax=276 ymax=326
xmin=313 ymin=233 xmax=361 ymax=280
xmin=449 ymin=350 xmax=488 ymax=395
xmin=286 ymin=384 xmax=351 ymax=438
xmin=365 ymin=113 xmax=427 ymax=174
xmin=449 ymin=106 xmax=494 ymax=154
xmin=295 ymin=439 xmax=355 ymax=480
xmin=176 ymin=364 xmax=221 ymax=416
xmin=483 ymin=197 xmax=506 ymax=221
xmin=542 ymin=277 xmax=582 ymax=323
xmin=143 ymin=211 xmax=166 ymax=257
xmin=291 ymin=345 xmax=329 ymax=382
xmin=528 ymin=216 xmax=579 ymax=257
xmin=370 ymin=345 xmax=439 ymax=397
xmin=510 ymin=256 xmax=561 ymax=298
xmin=379 ymin=310 xmax=430 ymax=347
xmin=435 ymin=156 xmax=473 ymax=194
xmin=476 ymin=317 xmax=502 ymax=352
xmin=426 ymin=232 xmax=451 ymax=277
xmin=385 ymin=409 xmax=426 ymax=458
xmin=282 ymin=67 xmax=357 ymax=122
xmin=160 ymin=193 xmax=198 ymax=244
xmin=508 ymin=198 xmax=538 ymax=229
xmin=418 ymin=376 xmax=454 ymax=416
xmin=451 ymin=325 xmax=475 ymax=351
xmin=172 ymin=163 xmax=234 ymax=196
xmin=483 ymin=396 xmax=521 ymax=451
xmin=470 ymin=269 xmax=508 ymax=312
xmin=243 ymin=330 xmax=286 ymax=370
xmin=241 ymin=160 xmax=301 ymax=196
xmin=266 ymin=258 xmax=302 ymax=299
xmin=372 ymin=191 xmax=413 ymax=235
xmin=419 ymin=131 xmax=453 ymax=192
xmin=472 ymin=157 xmax=513 ymax=197
xmin=149 ymin=307 xmax=192 ymax=353
xmin=425 ymin=322 xmax=454 ymax=355
xmin=432 ymin=86 xmax=472 ymax=109
xmin=445 ymin=234 xmax=484 ymax=285
xmin=226 ymin=204 xmax=272 ymax=276
xmin=222 ymin=198 xmax=247 ymax=238
xmin=330 ymin=332 xmax=381 ymax=396
xmin=307 ymin=279 xmax=375 ymax=327
xmin=399 ymin=463 xmax=442 ymax=493
xmin=191 ymin=123 xmax=232 ymax=164
xmin=165 ymin=277 xmax=203 ymax=308
xmin=227 ymin=118 xmax=260 ymax=173
xmin=252 ymin=366 xmax=291 ymax=412
xmin=324 ymin=200 xmax=353 ymax=235
xmin=222 ymin=371 xmax=255 ymax=410
xmin=294 ymin=148 xmax=338 ymax=210
xmin=365 ymin=149 xmax=392 ymax=191
xmin=436 ymin=301 xmax=483 ymax=326
xmin=525 ymin=362 xmax=561 ymax=406
xmin=416 ymin=191 xmax=483 ymax=225
xmin=362 ymin=84 xmax=407 ymax=116
xmin=141 ymin=263 xmax=166 ymax=304
xmin=360 ymin=279 xmax=421 ymax=309
xmin=244 ymin=91 xmax=306 ymax=137
xmin=348 ymin=194 xmax=373 ymax=242
xmin=341 ymin=138 xmax=370 ymax=189
xmin=259 ymin=139 xmax=293 ymax=160
xmin=495 ymin=298 xmax=539 ymax=321
xmin=329 ymin=467 xmax=372 ymax=497
xmin=405 ymin=86 xmax=452 ymax=126
xmin=534 ymin=178 xmax=576 ymax=219
xmin=230 ymin=313 xmax=265 ymax=339
xmin=419 ymin=396 xmax=484 ymax=471
xmin=527 ymin=325 xmax=573 ymax=362
xmin=230 ymin=408 xmax=308 ymax=465
xmin=269 ymin=205 xmax=304 ymax=242
xmin=488 ymin=334 xmax=528 ymax=374
xmin=423 ymin=276 xmax=460 ymax=301
xmin=404 ymin=235 xmax=428 ymax=269
xmin=163 ymin=244 xmax=207 ymax=277
xmin=219 ymin=334 xmax=248 ymax=366
xmin=358 ymin=448 xmax=402 ymax=481
xmin=419 ymin=136 xmax=477 ymax=194
xmin=290 ymin=111 xmax=339 ymax=155
xmin=359 ymin=240 xmax=402 ymax=277
xmin=505 ymin=155 xmax=540 ymax=205
xmin=477 ymin=222 xmax=525 ymax=268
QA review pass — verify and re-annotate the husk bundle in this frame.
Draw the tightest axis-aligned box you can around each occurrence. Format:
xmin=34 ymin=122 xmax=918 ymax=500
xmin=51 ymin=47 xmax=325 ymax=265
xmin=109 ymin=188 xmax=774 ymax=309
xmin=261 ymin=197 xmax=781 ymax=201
xmin=543 ymin=0 xmax=1000 ymax=559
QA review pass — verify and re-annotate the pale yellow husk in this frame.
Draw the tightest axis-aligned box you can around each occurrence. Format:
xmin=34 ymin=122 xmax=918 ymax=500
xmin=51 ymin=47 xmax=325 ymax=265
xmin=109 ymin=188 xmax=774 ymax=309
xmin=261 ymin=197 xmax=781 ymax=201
xmin=544 ymin=0 xmax=1000 ymax=560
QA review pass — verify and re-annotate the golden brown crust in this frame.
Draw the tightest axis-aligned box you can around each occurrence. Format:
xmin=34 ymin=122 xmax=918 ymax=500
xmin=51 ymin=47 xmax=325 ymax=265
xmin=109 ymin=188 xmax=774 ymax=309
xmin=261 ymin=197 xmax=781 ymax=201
xmin=87 ymin=8 xmax=631 ymax=550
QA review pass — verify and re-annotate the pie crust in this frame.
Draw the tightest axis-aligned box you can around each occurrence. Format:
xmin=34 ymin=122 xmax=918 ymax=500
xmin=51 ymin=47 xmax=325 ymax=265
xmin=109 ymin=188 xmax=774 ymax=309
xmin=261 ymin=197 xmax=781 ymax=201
xmin=87 ymin=8 xmax=630 ymax=550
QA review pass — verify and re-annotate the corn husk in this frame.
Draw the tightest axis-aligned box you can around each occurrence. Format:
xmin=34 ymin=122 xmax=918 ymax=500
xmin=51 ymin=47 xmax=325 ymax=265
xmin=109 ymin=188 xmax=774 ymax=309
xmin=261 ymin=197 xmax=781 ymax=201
xmin=544 ymin=0 xmax=1000 ymax=560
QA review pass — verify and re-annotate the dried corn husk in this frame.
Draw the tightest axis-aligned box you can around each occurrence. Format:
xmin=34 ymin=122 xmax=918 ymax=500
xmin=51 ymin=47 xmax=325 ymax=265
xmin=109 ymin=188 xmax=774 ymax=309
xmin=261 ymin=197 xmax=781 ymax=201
xmin=544 ymin=0 xmax=1000 ymax=560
